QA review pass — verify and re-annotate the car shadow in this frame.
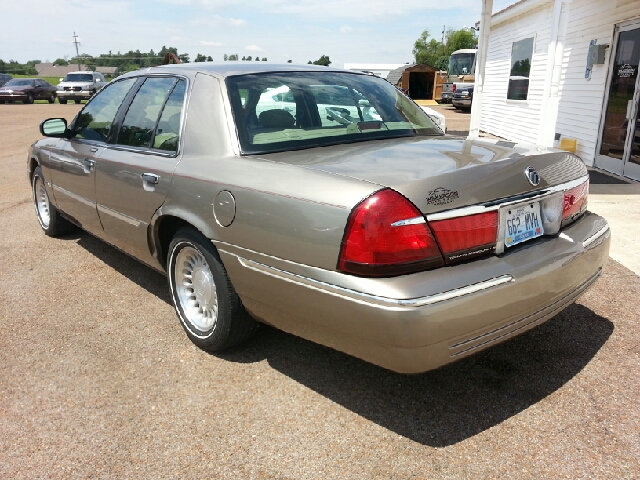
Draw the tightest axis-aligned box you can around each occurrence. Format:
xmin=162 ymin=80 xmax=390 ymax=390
xmin=72 ymin=231 xmax=171 ymax=303
xmin=72 ymin=230 xmax=613 ymax=447
xmin=219 ymin=305 xmax=613 ymax=447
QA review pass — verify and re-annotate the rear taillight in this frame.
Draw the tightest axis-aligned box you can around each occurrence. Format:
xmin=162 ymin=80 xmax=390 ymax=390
xmin=430 ymin=212 xmax=499 ymax=263
xmin=562 ymin=179 xmax=589 ymax=222
xmin=452 ymin=84 xmax=457 ymax=93
xmin=338 ymin=189 xmax=444 ymax=276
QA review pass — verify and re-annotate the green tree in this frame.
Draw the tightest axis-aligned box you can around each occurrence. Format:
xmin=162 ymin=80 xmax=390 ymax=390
xmin=412 ymin=28 xmax=477 ymax=69
xmin=194 ymin=53 xmax=207 ymax=62
xmin=287 ymin=59 xmax=292 ymax=63
xmin=262 ymin=57 xmax=267 ymax=61
xmin=207 ymin=56 xmax=213 ymax=61
xmin=311 ymin=55 xmax=331 ymax=66
xmin=54 ymin=58 xmax=69 ymax=66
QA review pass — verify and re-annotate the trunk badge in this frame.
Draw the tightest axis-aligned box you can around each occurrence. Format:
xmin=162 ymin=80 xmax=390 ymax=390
xmin=525 ymin=166 xmax=540 ymax=186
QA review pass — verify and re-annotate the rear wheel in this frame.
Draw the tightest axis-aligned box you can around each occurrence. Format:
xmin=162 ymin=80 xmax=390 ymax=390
xmin=167 ymin=227 xmax=257 ymax=352
xmin=32 ymin=166 xmax=75 ymax=236
xmin=74 ymin=99 xmax=81 ymax=104
xmin=0 ymin=100 xmax=4 ymax=104
xmin=59 ymin=98 xmax=67 ymax=104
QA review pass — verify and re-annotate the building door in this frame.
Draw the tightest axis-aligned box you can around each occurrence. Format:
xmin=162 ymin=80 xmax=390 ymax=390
xmin=596 ymin=21 xmax=640 ymax=181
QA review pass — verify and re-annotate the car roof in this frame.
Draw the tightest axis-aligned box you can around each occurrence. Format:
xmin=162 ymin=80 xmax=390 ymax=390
xmin=120 ymin=63 xmax=363 ymax=80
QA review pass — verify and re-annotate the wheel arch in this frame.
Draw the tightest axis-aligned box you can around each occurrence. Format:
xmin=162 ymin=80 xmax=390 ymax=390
xmin=152 ymin=212 xmax=221 ymax=271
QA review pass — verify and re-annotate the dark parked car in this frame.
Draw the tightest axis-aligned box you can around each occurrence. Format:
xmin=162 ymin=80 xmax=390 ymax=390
xmin=0 ymin=73 xmax=12 ymax=87
xmin=0 ymin=78 xmax=57 ymax=104
xmin=28 ymin=64 xmax=609 ymax=373
xmin=452 ymin=86 xmax=473 ymax=110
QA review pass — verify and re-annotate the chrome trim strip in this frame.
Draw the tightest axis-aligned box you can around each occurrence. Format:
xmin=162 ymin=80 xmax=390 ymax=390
xmin=391 ymin=216 xmax=426 ymax=227
xmin=232 ymin=254 xmax=514 ymax=309
xmin=582 ymin=225 xmax=610 ymax=249
xmin=426 ymin=175 xmax=589 ymax=222
xmin=96 ymin=204 xmax=144 ymax=227
xmin=52 ymin=185 xmax=95 ymax=208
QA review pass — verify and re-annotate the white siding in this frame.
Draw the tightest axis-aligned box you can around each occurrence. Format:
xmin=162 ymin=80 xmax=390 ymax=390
xmin=480 ymin=3 xmax=554 ymax=144
xmin=481 ymin=0 xmax=640 ymax=166
xmin=555 ymin=0 xmax=640 ymax=164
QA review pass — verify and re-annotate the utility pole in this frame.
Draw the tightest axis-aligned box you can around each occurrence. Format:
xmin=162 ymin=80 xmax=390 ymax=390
xmin=72 ymin=32 xmax=81 ymax=71
xmin=442 ymin=25 xmax=446 ymax=44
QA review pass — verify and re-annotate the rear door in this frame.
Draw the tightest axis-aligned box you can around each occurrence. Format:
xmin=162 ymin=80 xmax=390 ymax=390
xmin=95 ymin=76 xmax=187 ymax=266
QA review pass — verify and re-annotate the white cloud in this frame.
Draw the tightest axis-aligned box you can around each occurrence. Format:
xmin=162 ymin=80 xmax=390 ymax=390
xmin=245 ymin=45 xmax=263 ymax=52
xmin=201 ymin=41 xmax=223 ymax=46
xmin=340 ymin=25 xmax=353 ymax=33
xmin=228 ymin=18 xmax=246 ymax=26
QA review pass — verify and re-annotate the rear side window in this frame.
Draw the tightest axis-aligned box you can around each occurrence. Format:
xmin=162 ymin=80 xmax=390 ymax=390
xmin=72 ymin=78 xmax=137 ymax=142
xmin=115 ymin=77 xmax=186 ymax=152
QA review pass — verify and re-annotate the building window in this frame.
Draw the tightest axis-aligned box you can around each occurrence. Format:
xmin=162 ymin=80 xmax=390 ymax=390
xmin=507 ymin=37 xmax=534 ymax=100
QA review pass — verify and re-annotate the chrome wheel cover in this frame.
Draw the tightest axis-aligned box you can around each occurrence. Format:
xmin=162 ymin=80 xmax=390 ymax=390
xmin=34 ymin=175 xmax=51 ymax=228
xmin=174 ymin=245 xmax=218 ymax=332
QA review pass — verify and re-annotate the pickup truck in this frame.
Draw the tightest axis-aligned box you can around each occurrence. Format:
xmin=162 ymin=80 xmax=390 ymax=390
xmin=56 ymin=71 xmax=107 ymax=104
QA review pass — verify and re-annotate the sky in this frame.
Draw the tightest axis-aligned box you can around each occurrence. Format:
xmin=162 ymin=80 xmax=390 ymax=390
xmin=0 ymin=0 xmax=517 ymax=68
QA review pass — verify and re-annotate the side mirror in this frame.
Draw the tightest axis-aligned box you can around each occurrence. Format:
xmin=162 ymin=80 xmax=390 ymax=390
xmin=59 ymin=78 xmax=63 ymax=82
xmin=40 ymin=118 xmax=69 ymax=138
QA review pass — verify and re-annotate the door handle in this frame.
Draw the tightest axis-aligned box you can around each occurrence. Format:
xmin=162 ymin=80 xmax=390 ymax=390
xmin=82 ymin=158 xmax=95 ymax=174
xmin=90 ymin=147 xmax=99 ymax=153
xmin=141 ymin=173 xmax=159 ymax=184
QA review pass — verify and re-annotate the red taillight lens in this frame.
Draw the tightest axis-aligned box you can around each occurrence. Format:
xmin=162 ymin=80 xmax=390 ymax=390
xmin=562 ymin=179 xmax=589 ymax=221
xmin=452 ymin=84 xmax=457 ymax=93
xmin=338 ymin=189 xmax=444 ymax=276
xmin=430 ymin=211 xmax=499 ymax=263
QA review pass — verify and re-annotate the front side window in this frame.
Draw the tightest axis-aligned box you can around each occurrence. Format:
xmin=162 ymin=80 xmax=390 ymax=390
xmin=116 ymin=77 xmax=180 ymax=149
xmin=227 ymin=71 xmax=442 ymax=154
xmin=507 ymin=37 xmax=534 ymax=100
xmin=72 ymin=78 xmax=137 ymax=142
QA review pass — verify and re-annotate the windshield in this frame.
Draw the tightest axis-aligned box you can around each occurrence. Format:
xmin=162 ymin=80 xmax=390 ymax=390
xmin=5 ymin=79 xmax=34 ymax=86
xmin=63 ymin=74 xmax=94 ymax=82
xmin=227 ymin=71 xmax=442 ymax=154
xmin=448 ymin=53 xmax=476 ymax=76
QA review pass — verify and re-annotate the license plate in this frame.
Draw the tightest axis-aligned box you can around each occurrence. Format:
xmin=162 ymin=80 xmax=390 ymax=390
xmin=504 ymin=202 xmax=544 ymax=248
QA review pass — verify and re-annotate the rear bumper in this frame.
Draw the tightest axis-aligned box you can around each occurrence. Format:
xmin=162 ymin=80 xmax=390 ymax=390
xmin=452 ymin=97 xmax=472 ymax=108
xmin=440 ymin=92 xmax=453 ymax=102
xmin=218 ymin=212 xmax=610 ymax=373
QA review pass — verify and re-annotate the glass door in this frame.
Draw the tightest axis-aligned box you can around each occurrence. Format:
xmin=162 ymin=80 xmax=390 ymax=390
xmin=596 ymin=22 xmax=640 ymax=181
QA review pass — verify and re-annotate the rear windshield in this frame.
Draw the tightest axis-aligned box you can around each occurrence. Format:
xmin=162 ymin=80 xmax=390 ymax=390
xmin=63 ymin=74 xmax=94 ymax=82
xmin=226 ymin=71 xmax=443 ymax=154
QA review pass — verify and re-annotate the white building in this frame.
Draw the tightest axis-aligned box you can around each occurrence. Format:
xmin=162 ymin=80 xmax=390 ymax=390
xmin=343 ymin=64 xmax=407 ymax=80
xmin=479 ymin=0 xmax=640 ymax=181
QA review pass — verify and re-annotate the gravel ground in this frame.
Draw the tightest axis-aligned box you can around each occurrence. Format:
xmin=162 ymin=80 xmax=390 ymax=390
xmin=1 ymin=104 xmax=639 ymax=479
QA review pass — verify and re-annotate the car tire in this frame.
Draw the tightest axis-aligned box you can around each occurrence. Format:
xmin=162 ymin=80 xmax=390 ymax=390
xmin=59 ymin=98 xmax=67 ymax=104
xmin=25 ymin=94 xmax=34 ymax=104
xmin=32 ymin=166 xmax=76 ymax=237
xmin=74 ymin=99 xmax=81 ymax=104
xmin=167 ymin=227 xmax=258 ymax=352
xmin=48 ymin=94 xmax=55 ymax=104
xmin=0 ymin=100 xmax=4 ymax=104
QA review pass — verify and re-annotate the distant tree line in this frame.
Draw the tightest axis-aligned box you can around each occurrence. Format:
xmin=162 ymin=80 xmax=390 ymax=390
xmin=0 ymin=46 xmax=191 ymax=75
xmin=223 ymin=54 xmax=268 ymax=61
xmin=412 ymin=28 xmax=477 ymax=70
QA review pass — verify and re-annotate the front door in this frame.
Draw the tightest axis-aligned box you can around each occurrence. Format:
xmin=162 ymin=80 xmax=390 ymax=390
xmin=596 ymin=21 xmax=640 ymax=181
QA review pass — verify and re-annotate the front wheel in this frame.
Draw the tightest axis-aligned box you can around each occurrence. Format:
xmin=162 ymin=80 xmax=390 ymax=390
xmin=74 ymin=99 xmax=81 ymax=104
xmin=25 ymin=93 xmax=34 ymax=104
xmin=59 ymin=98 xmax=67 ymax=104
xmin=32 ymin=166 xmax=75 ymax=236
xmin=167 ymin=228 xmax=257 ymax=352
xmin=48 ymin=94 xmax=55 ymax=104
